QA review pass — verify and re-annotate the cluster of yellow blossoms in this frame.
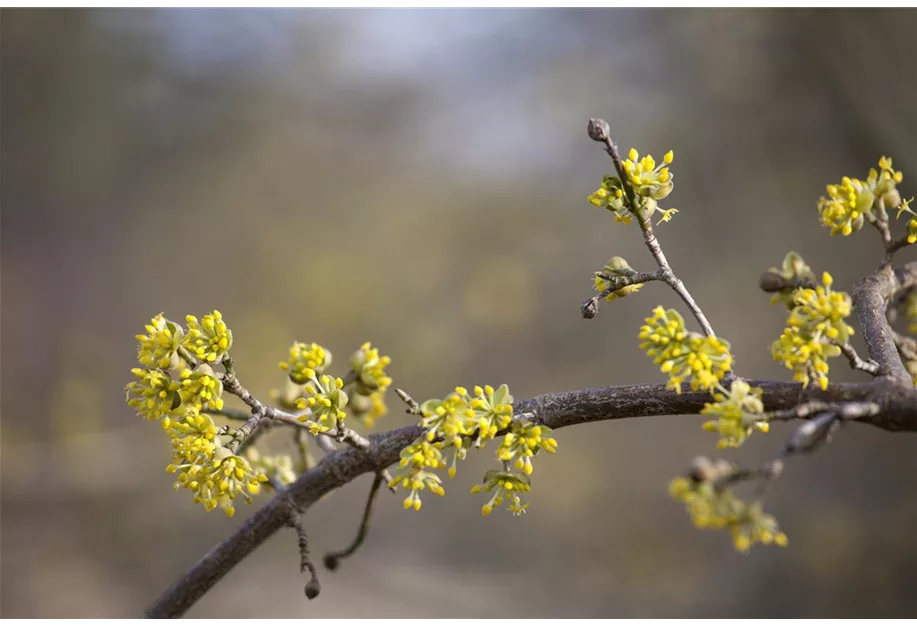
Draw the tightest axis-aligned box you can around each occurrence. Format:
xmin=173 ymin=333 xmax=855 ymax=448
xmin=700 ymin=379 xmax=768 ymax=449
xmin=127 ymin=312 xmax=266 ymax=516
xmin=280 ymin=341 xmax=331 ymax=384
xmin=128 ymin=315 xmax=398 ymax=514
xmin=278 ymin=341 xmax=392 ymax=430
xmin=588 ymin=148 xmax=678 ymax=225
xmin=670 ymin=471 xmax=787 ymax=553
xmin=817 ymin=155 xmax=911 ymax=237
xmin=639 ymin=306 xmax=733 ymax=393
xmin=771 ymin=272 xmax=853 ymax=390
xmin=389 ymin=384 xmax=557 ymax=515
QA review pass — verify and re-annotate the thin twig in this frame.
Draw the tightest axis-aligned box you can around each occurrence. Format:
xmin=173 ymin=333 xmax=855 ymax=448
xmin=837 ymin=342 xmax=881 ymax=375
xmin=210 ymin=407 xmax=252 ymax=421
xmin=765 ymin=399 xmax=880 ymax=422
xmin=294 ymin=429 xmax=313 ymax=472
xmin=591 ymin=121 xmax=718 ymax=338
xmin=582 ymin=269 xmax=664 ymax=319
xmin=394 ymin=388 xmax=421 ymax=414
xmin=323 ymin=473 xmax=384 ymax=571
xmin=288 ymin=510 xmax=321 ymax=600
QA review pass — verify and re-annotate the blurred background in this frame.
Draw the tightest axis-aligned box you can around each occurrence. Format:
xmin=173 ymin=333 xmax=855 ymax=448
xmin=2 ymin=8 xmax=916 ymax=619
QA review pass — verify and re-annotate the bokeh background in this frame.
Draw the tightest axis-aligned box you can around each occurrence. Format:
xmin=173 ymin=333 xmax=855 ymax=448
xmin=2 ymin=8 xmax=916 ymax=619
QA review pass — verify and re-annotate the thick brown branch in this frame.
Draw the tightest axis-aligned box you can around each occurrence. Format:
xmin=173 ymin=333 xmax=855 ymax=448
xmin=852 ymin=265 xmax=911 ymax=382
xmin=144 ymin=376 xmax=917 ymax=618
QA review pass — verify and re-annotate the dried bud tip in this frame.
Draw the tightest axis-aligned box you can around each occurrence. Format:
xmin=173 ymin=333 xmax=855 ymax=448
xmin=587 ymin=118 xmax=610 ymax=143
xmin=323 ymin=555 xmax=340 ymax=571
xmin=305 ymin=579 xmax=322 ymax=600
xmin=581 ymin=297 xmax=600 ymax=319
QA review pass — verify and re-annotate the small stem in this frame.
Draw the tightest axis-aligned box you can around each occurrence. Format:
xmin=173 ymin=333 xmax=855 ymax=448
xmin=209 ymin=407 xmax=252 ymax=421
xmin=582 ymin=270 xmax=664 ymax=319
xmin=595 ymin=128 xmax=718 ymax=338
xmin=323 ymin=473 xmax=384 ymax=571
xmin=287 ymin=510 xmax=320 ymax=600
xmin=394 ymin=388 xmax=421 ymax=415
xmin=837 ymin=342 xmax=881 ymax=375
xmin=765 ymin=400 xmax=880 ymax=422
xmin=229 ymin=412 xmax=263 ymax=453
xmin=294 ymin=429 xmax=312 ymax=472
xmin=178 ymin=346 xmax=199 ymax=369
xmin=885 ymin=234 xmax=911 ymax=265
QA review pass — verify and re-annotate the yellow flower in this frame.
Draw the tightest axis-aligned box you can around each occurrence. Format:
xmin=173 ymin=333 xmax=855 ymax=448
xmin=388 ymin=441 xmax=447 ymax=511
xmin=125 ymin=367 xmax=180 ymax=423
xmin=701 ymin=379 xmax=768 ymax=448
xmin=169 ymin=447 xmax=267 ymax=517
xmin=350 ymin=342 xmax=393 ymax=394
xmin=279 ymin=341 xmax=331 ymax=384
xmin=497 ymin=421 xmax=558 ymax=476
xmin=295 ymin=374 xmax=349 ymax=433
xmin=136 ymin=313 xmax=183 ymax=368
xmin=471 ymin=470 xmax=532 ymax=516
xmin=622 ymin=148 xmax=675 ymax=201
xmin=178 ymin=365 xmax=224 ymax=413
xmin=639 ymin=307 xmax=732 ymax=393
xmin=817 ymin=156 xmax=908 ymax=236
xmin=669 ymin=473 xmax=787 ymax=552
xmin=771 ymin=272 xmax=852 ymax=389
xmin=183 ymin=310 xmax=232 ymax=363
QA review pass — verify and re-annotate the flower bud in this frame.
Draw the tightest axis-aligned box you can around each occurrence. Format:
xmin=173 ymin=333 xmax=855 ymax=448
xmin=587 ymin=118 xmax=610 ymax=143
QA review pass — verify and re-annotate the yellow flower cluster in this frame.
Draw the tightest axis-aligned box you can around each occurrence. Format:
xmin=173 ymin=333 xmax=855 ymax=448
xmin=349 ymin=390 xmax=388 ymax=429
xmin=898 ymin=201 xmax=917 ymax=245
xmin=419 ymin=384 xmax=515 ymax=452
xmin=771 ymin=272 xmax=852 ymax=390
xmin=391 ymin=383 xmax=554 ymax=516
xmin=178 ymin=366 xmax=224 ymax=414
xmin=295 ymin=375 xmax=349 ymax=434
xmin=587 ymin=149 xmax=678 ymax=225
xmin=669 ymin=473 xmax=787 ymax=553
xmin=165 ymin=412 xmax=268 ymax=517
xmin=700 ymin=379 xmax=768 ymax=448
xmin=387 ymin=441 xmax=446 ymax=510
xmin=245 ymin=448 xmax=297 ymax=487
xmin=765 ymin=251 xmax=816 ymax=307
xmin=497 ymin=422 xmax=558 ymax=476
xmin=471 ymin=470 xmax=532 ymax=516
xmin=279 ymin=341 xmax=332 ymax=384
xmin=183 ymin=310 xmax=233 ymax=363
xmin=125 ymin=367 xmax=180 ymax=423
xmin=622 ymin=148 xmax=675 ymax=201
xmin=593 ymin=257 xmax=643 ymax=302
xmin=817 ymin=156 xmax=907 ymax=236
xmin=350 ymin=342 xmax=393 ymax=394
xmin=639 ymin=307 xmax=733 ymax=393
xmin=127 ymin=312 xmax=268 ymax=516
xmin=136 ymin=313 xmax=183 ymax=369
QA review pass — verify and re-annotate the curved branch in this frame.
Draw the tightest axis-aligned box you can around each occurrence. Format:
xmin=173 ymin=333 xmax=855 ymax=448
xmin=144 ymin=377 xmax=917 ymax=618
xmin=852 ymin=264 xmax=911 ymax=382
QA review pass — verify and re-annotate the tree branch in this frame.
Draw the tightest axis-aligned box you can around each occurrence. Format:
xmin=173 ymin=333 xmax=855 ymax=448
xmin=852 ymin=264 xmax=911 ymax=382
xmin=144 ymin=375 xmax=917 ymax=618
